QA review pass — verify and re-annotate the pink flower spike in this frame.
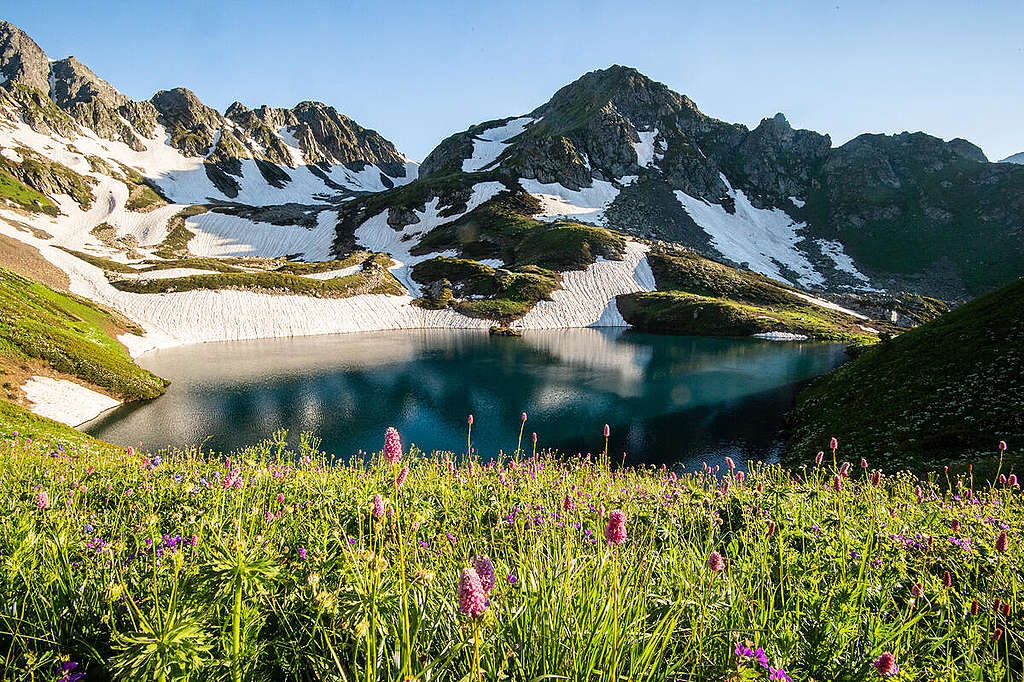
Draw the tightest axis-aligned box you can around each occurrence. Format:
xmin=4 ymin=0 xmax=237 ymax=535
xmin=532 ymin=432 xmax=537 ymax=444
xmin=999 ymin=440 xmax=1007 ymax=451
xmin=605 ymin=510 xmax=627 ymax=544
xmin=467 ymin=414 xmax=474 ymax=426
xmin=383 ymin=427 xmax=402 ymax=466
xmin=396 ymin=465 xmax=409 ymax=490
xmin=707 ymin=551 xmax=725 ymax=572
xmin=724 ymin=456 xmax=735 ymax=471
xmin=458 ymin=567 xmax=487 ymax=618
xmin=603 ymin=424 xmax=610 ymax=438
xmin=830 ymin=437 xmax=838 ymax=451
xmin=35 ymin=490 xmax=49 ymax=509
xmin=521 ymin=412 xmax=527 ymax=422
xmin=815 ymin=451 xmax=824 ymax=466
xmin=372 ymin=494 xmax=385 ymax=520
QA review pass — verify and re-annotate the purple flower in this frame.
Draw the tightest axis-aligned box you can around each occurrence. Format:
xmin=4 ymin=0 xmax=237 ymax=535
xmin=474 ymin=555 xmax=496 ymax=594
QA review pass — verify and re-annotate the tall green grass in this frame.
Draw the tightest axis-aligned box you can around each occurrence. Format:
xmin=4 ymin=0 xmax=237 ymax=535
xmin=0 ymin=422 xmax=1019 ymax=681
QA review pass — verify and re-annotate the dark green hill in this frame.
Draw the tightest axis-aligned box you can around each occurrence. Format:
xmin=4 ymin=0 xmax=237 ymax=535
xmin=787 ymin=277 xmax=1024 ymax=469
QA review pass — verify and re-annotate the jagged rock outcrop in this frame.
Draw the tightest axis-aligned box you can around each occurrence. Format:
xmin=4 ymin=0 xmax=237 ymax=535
xmin=49 ymin=57 xmax=157 ymax=151
xmin=0 ymin=21 xmax=50 ymax=93
xmin=150 ymin=87 xmax=224 ymax=157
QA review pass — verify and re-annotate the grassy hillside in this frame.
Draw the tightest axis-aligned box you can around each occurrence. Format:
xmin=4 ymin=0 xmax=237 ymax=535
xmin=618 ymin=248 xmax=882 ymax=342
xmin=788 ymin=277 xmax=1024 ymax=468
xmin=0 ymin=267 xmax=167 ymax=404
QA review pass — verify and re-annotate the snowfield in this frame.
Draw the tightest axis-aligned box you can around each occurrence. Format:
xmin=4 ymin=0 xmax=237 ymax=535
xmin=462 ymin=117 xmax=534 ymax=173
xmin=519 ymin=179 xmax=620 ymax=225
xmin=674 ymin=174 xmax=825 ymax=289
xmin=20 ymin=377 xmax=120 ymax=427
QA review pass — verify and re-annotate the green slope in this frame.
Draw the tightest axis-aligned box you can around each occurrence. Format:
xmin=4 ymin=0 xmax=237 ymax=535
xmin=0 ymin=267 xmax=168 ymax=403
xmin=787 ymin=277 xmax=1024 ymax=468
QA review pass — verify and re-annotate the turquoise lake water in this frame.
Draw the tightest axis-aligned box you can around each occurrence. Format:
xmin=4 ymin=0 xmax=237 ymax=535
xmin=83 ymin=328 xmax=846 ymax=469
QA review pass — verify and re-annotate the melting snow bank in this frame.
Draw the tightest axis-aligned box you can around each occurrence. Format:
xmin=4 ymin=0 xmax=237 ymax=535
xmin=1 ymin=216 xmax=659 ymax=356
xmin=752 ymin=332 xmax=810 ymax=341
xmin=518 ymin=242 xmax=656 ymax=328
xmin=21 ymin=377 xmax=121 ymax=426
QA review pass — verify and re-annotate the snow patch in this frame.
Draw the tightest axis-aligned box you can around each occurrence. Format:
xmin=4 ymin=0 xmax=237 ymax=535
xmin=673 ymin=176 xmax=824 ymax=288
xmin=632 ymin=129 xmax=658 ymax=167
xmin=21 ymin=376 xmax=120 ymax=426
xmin=788 ymin=196 xmax=805 ymax=208
xmin=790 ymin=291 xmax=868 ymax=320
xmin=520 ymin=179 xmax=620 ymax=226
xmin=815 ymin=239 xmax=874 ymax=286
xmin=752 ymin=332 xmax=809 ymax=341
xmin=462 ymin=117 xmax=533 ymax=172
xmin=517 ymin=242 xmax=656 ymax=328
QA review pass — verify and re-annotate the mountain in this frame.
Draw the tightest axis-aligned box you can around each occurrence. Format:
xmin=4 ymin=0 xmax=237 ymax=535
xmin=787 ymin=276 xmax=1024 ymax=469
xmin=1000 ymin=152 xmax=1024 ymax=164
xmin=409 ymin=65 xmax=1024 ymax=300
xmin=0 ymin=20 xmax=416 ymax=206
xmin=0 ymin=20 xmax=1016 ymax=361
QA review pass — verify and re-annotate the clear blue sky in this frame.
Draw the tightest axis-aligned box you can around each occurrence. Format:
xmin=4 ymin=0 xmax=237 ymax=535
xmin=5 ymin=1 xmax=1022 ymax=161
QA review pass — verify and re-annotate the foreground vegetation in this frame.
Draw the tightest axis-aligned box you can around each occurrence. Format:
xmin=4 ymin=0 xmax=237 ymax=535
xmin=0 ymin=404 xmax=1019 ymax=681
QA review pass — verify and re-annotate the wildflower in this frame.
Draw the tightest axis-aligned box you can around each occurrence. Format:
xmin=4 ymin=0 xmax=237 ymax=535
xmin=999 ymin=440 xmax=1007 ymax=451
xmin=736 ymin=470 xmax=745 ymax=483
xmin=506 ymin=573 xmax=518 ymax=585
xmin=861 ymin=458 xmax=868 ymax=469
xmin=995 ymin=531 xmax=1009 ymax=553
xmin=942 ymin=570 xmax=952 ymax=587
xmin=396 ymin=465 xmax=409 ymax=490
xmin=60 ymin=660 xmax=86 ymax=682
xmin=562 ymin=494 xmax=574 ymax=511
xmin=870 ymin=470 xmax=882 ymax=486
xmin=127 ymin=447 xmax=135 ymax=457
xmin=971 ymin=599 xmax=979 ymax=615
xmin=839 ymin=462 xmax=851 ymax=477
xmin=830 ymin=437 xmax=838 ymax=451
xmin=1009 ymin=474 xmax=1019 ymax=487
xmin=521 ymin=412 xmax=527 ymax=422
xmin=532 ymin=432 xmax=537 ymax=444
xmin=994 ymin=597 xmax=1002 ymax=613
xmin=371 ymin=494 xmax=385 ymax=520
xmin=467 ymin=414 xmax=473 ymax=426
xmin=725 ymin=456 xmax=735 ymax=471
xmin=707 ymin=551 xmax=725 ymax=572
xmin=458 ymin=567 xmax=487 ymax=618
xmin=604 ymin=510 xmax=627 ymax=544
xmin=950 ymin=518 xmax=960 ymax=532
xmin=35 ymin=490 xmax=49 ymax=509
xmin=872 ymin=651 xmax=898 ymax=676
xmin=914 ymin=485 xmax=923 ymax=502
xmin=992 ymin=627 xmax=1003 ymax=643
xmin=474 ymin=555 xmax=496 ymax=594
xmin=603 ymin=424 xmax=610 ymax=438
xmin=911 ymin=582 xmax=924 ymax=598
xmin=298 ymin=547 xmax=307 ymax=560
xmin=831 ymin=474 xmax=842 ymax=492
xmin=1001 ymin=602 xmax=1010 ymax=618
xmin=384 ymin=427 xmax=402 ymax=465
xmin=815 ymin=451 xmax=824 ymax=466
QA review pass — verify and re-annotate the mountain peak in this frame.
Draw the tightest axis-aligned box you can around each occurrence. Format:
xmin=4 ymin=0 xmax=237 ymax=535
xmin=0 ymin=20 xmax=51 ymax=93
